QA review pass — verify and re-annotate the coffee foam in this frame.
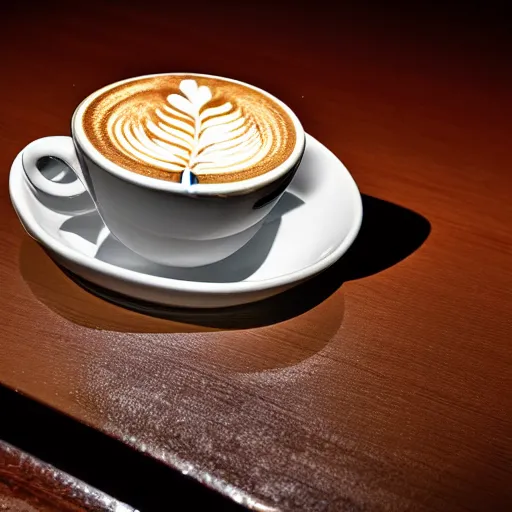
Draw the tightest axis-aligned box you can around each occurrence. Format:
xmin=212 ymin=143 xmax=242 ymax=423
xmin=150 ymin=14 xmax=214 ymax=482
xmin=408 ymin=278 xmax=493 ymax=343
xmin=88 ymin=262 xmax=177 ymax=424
xmin=81 ymin=75 xmax=297 ymax=185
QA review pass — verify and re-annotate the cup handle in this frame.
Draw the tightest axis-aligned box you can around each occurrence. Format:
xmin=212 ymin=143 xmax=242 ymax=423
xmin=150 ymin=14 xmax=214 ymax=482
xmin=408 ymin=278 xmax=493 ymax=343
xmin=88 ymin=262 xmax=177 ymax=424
xmin=22 ymin=136 xmax=88 ymax=198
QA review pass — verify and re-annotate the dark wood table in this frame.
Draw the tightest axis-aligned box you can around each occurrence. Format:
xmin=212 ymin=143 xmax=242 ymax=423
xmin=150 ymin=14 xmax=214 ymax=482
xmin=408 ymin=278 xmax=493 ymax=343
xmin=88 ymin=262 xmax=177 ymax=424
xmin=1 ymin=2 xmax=511 ymax=511
xmin=0 ymin=440 xmax=135 ymax=512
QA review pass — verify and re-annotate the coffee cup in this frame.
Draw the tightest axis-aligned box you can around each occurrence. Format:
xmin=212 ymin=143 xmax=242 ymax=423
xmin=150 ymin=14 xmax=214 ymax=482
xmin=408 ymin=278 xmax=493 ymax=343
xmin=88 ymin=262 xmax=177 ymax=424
xmin=21 ymin=73 xmax=305 ymax=267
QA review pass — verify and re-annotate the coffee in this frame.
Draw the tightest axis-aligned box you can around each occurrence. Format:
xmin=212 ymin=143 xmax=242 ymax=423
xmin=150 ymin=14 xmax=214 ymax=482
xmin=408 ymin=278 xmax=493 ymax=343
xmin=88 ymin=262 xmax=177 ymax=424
xmin=81 ymin=74 xmax=298 ymax=185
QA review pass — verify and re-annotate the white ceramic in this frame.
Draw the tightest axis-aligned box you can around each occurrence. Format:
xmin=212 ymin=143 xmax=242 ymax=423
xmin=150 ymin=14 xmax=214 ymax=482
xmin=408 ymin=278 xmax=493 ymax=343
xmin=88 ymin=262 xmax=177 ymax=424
xmin=10 ymin=134 xmax=362 ymax=309
xmin=20 ymin=73 xmax=306 ymax=267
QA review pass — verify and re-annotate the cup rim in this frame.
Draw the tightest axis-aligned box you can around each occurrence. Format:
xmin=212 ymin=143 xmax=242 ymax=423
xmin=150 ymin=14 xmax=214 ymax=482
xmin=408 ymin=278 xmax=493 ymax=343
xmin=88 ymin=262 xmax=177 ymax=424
xmin=72 ymin=72 xmax=305 ymax=196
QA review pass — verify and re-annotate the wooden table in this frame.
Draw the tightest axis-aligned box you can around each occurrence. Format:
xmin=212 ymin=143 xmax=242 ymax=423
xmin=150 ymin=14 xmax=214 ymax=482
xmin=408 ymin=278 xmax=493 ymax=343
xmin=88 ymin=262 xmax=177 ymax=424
xmin=0 ymin=440 xmax=135 ymax=512
xmin=1 ymin=2 xmax=511 ymax=510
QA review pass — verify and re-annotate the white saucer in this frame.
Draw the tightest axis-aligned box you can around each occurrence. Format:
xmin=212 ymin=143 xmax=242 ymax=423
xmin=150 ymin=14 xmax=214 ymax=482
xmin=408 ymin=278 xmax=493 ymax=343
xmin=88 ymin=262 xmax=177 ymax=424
xmin=10 ymin=135 xmax=362 ymax=309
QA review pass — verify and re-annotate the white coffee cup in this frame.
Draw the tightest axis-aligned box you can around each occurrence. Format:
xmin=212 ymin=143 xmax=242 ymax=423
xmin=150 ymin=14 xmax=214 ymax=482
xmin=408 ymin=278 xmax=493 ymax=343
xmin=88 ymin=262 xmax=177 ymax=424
xmin=21 ymin=73 xmax=305 ymax=267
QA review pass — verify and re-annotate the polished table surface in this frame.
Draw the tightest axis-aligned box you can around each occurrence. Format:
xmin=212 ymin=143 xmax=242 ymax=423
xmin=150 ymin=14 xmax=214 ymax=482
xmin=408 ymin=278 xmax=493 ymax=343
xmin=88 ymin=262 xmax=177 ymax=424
xmin=1 ymin=2 xmax=511 ymax=511
xmin=0 ymin=440 xmax=135 ymax=512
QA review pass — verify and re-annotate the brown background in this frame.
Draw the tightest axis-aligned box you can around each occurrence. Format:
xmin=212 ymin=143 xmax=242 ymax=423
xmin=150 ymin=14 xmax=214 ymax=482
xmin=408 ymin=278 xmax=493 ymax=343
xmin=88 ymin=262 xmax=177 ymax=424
xmin=1 ymin=1 xmax=511 ymax=511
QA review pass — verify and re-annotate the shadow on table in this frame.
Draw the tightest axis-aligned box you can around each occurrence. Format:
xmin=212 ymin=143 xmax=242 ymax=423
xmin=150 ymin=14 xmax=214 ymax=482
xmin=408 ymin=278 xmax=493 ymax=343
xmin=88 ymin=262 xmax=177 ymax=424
xmin=20 ymin=195 xmax=430 ymax=331
xmin=339 ymin=194 xmax=431 ymax=281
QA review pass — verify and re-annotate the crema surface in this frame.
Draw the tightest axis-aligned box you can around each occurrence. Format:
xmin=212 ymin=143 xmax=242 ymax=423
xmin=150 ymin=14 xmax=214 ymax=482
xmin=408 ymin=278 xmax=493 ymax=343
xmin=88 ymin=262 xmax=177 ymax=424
xmin=82 ymin=75 xmax=297 ymax=184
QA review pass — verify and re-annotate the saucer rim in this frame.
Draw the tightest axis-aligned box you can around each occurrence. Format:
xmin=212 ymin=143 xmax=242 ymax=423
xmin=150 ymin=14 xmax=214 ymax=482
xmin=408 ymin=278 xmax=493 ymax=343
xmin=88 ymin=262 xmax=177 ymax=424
xmin=10 ymin=134 xmax=363 ymax=295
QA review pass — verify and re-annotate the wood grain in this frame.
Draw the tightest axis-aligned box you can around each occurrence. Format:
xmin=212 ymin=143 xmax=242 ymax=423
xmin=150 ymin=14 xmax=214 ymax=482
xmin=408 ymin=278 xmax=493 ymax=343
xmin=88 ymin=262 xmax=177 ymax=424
xmin=1 ymin=2 xmax=511 ymax=511
xmin=0 ymin=440 xmax=135 ymax=512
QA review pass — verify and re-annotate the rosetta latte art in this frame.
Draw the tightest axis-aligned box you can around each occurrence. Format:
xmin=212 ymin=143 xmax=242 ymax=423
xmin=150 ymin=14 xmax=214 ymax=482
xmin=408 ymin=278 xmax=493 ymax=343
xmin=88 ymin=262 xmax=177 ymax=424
xmin=106 ymin=79 xmax=275 ymax=185
xmin=82 ymin=75 xmax=297 ymax=184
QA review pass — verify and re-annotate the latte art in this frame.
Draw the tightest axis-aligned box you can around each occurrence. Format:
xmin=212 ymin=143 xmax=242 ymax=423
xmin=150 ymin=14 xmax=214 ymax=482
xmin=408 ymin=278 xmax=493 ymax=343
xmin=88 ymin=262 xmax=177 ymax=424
xmin=108 ymin=80 xmax=275 ymax=185
xmin=81 ymin=75 xmax=297 ymax=184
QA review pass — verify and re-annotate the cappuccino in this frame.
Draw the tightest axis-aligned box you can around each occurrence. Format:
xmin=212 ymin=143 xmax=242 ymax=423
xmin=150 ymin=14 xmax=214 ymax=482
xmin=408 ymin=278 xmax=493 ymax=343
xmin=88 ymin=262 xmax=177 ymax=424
xmin=81 ymin=74 xmax=297 ymax=185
